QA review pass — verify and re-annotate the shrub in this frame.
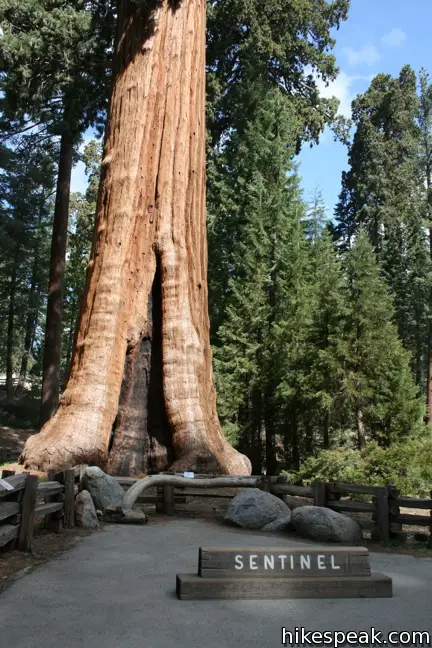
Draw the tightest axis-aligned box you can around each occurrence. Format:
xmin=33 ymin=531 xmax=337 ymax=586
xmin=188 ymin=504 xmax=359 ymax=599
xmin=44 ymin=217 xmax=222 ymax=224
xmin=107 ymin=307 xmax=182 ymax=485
xmin=283 ymin=435 xmax=432 ymax=497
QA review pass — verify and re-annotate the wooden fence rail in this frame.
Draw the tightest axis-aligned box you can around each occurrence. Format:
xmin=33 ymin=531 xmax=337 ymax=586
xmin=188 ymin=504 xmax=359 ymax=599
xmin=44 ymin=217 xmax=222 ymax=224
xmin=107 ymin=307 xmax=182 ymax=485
xmin=1 ymin=468 xmax=430 ymax=549
xmin=115 ymin=474 xmax=432 ymax=547
xmin=0 ymin=468 xmax=75 ymax=552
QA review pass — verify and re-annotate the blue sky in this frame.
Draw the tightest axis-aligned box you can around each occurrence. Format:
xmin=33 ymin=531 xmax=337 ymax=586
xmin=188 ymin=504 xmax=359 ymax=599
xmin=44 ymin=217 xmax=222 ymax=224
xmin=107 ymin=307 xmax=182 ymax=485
xmin=299 ymin=0 xmax=432 ymax=217
xmin=71 ymin=0 xmax=432 ymax=214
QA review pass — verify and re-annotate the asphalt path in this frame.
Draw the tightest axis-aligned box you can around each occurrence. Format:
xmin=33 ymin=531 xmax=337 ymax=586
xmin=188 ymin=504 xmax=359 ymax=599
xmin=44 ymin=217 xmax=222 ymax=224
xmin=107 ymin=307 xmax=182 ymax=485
xmin=0 ymin=518 xmax=431 ymax=648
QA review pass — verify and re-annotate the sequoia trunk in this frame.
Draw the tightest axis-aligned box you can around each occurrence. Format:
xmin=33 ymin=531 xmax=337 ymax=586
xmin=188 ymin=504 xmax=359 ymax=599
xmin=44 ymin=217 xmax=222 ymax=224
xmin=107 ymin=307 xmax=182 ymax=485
xmin=20 ymin=0 xmax=250 ymax=476
xmin=39 ymin=128 xmax=74 ymax=426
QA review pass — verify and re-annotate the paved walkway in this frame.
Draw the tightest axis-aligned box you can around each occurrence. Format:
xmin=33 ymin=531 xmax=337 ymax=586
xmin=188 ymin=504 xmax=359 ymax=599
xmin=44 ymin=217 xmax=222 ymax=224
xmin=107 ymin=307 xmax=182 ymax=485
xmin=0 ymin=519 xmax=431 ymax=648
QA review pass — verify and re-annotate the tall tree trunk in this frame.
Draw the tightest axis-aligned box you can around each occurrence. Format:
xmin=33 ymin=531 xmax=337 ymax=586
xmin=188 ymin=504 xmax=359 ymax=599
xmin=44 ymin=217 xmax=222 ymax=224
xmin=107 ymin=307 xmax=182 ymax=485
xmin=39 ymin=128 xmax=74 ymax=426
xmin=323 ymin=410 xmax=330 ymax=449
xmin=305 ymin=422 xmax=313 ymax=455
xmin=20 ymin=0 xmax=250 ymax=476
xmin=16 ymin=232 xmax=42 ymax=395
xmin=264 ymin=389 xmax=277 ymax=475
xmin=15 ymin=278 xmax=38 ymax=396
xmin=6 ymin=250 xmax=18 ymax=400
xmin=356 ymin=405 xmax=366 ymax=449
xmin=249 ymin=388 xmax=263 ymax=474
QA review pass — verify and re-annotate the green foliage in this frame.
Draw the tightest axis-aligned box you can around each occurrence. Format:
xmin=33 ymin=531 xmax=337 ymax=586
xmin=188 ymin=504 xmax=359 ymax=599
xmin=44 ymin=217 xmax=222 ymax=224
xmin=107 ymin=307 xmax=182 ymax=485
xmin=301 ymin=226 xmax=347 ymax=448
xmin=0 ymin=0 xmax=115 ymax=136
xmin=0 ymin=132 xmax=55 ymax=378
xmin=341 ymin=230 xmax=424 ymax=446
xmin=62 ymin=139 xmax=101 ymax=378
xmin=207 ymin=0 xmax=350 ymax=148
xmin=334 ymin=66 xmax=432 ymax=391
xmin=284 ymin=436 xmax=432 ymax=497
xmin=213 ymin=88 xmax=305 ymax=469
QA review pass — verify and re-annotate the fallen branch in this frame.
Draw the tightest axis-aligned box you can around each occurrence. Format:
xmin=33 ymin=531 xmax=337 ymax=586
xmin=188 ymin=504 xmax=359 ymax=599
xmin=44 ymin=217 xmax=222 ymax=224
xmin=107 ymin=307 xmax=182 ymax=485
xmin=122 ymin=474 xmax=258 ymax=511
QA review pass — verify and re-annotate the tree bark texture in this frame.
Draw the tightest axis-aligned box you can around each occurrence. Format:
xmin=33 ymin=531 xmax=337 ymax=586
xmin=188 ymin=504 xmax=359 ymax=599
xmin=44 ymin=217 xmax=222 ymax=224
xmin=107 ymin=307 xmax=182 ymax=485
xmin=20 ymin=0 xmax=251 ymax=476
xmin=40 ymin=129 xmax=74 ymax=426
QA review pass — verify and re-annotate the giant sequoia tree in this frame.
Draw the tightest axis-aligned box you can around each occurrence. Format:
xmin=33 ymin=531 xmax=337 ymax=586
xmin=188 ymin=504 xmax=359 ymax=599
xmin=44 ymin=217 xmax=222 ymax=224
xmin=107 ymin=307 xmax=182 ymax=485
xmin=20 ymin=0 xmax=349 ymax=475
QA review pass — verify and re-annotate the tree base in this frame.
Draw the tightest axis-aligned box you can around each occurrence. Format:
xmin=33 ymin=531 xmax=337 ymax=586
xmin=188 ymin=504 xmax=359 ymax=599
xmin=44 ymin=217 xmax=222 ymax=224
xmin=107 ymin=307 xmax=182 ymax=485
xmin=19 ymin=408 xmax=251 ymax=476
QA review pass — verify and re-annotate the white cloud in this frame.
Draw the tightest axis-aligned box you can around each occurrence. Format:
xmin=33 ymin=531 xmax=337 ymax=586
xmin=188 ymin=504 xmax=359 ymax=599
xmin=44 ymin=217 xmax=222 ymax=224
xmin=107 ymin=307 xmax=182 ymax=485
xmin=343 ymin=44 xmax=380 ymax=67
xmin=315 ymin=72 xmax=356 ymax=118
xmin=381 ymin=28 xmax=406 ymax=47
xmin=315 ymin=71 xmax=375 ymax=120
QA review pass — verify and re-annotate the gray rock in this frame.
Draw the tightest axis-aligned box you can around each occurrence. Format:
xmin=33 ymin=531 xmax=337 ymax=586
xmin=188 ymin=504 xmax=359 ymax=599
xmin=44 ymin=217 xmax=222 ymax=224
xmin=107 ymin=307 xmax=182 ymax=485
xmin=224 ymin=488 xmax=290 ymax=530
xmin=80 ymin=466 xmax=125 ymax=513
xmin=104 ymin=506 xmax=148 ymax=524
xmin=75 ymin=490 xmax=99 ymax=529
xmin=262 ymin=513 xmax=292 ymax=532
xmin=291 ymin=505 xmax=363 ymax=545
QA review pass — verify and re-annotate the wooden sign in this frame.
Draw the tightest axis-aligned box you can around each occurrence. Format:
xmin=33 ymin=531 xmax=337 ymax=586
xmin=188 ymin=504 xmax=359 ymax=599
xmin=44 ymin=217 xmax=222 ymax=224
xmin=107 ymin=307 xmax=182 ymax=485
xmin=198 ymin=546 xmax=371 ymax=578
xmin=177 ymin=572 xmax=392 ymax=600
xmin=176 ymin=544 xmax=393 ymax=600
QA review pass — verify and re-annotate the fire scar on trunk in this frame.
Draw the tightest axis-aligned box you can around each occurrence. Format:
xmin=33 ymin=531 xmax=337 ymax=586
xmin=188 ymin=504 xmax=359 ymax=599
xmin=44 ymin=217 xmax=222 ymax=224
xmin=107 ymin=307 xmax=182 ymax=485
xmin=19 ymin=0 xmax=251 ymax=477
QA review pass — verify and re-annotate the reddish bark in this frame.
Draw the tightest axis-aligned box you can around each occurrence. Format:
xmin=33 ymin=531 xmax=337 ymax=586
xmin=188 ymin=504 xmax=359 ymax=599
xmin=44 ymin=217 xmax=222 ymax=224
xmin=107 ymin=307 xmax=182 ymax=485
xmin=20 ymin=0 xmax=251 ymax=476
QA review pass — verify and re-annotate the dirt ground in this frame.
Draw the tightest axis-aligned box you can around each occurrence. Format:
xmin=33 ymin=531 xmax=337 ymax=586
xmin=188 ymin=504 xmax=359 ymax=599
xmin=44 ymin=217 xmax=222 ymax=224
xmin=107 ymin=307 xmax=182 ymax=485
xmin=0 ymin=524 xmax=94 ymax=594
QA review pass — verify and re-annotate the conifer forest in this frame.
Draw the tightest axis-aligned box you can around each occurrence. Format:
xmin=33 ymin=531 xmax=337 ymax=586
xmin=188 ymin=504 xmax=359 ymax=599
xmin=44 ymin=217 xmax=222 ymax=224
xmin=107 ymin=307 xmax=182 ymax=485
xmin=0 ymin=1 xmax=431 ymax=494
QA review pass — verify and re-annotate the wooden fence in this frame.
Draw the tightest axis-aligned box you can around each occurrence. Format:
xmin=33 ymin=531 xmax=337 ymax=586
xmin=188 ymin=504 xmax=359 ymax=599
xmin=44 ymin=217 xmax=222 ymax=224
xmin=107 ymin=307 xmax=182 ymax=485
xmin=0 ymin=468 xmax=75 ymax=552
xmin=1 ymin=468 xmax=430 ymax=549
xmin=116 ymin=475 xmax=432 ymax=546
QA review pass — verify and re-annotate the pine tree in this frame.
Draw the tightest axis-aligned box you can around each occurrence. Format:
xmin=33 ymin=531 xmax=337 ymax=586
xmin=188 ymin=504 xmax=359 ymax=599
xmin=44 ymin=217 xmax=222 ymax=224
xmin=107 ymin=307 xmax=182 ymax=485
xmin=0 ymin=0 xmax=115 ymax=423
xmin=303 ymin=189 xmax=328 ymax=242
xmin=213 ymin=89 xmax=312 ymax=473
xmin=417 ymin=69 xmax=432 ymax=419
xmin=62 ymin=140 xmax=101 ymax=381
xmin=342 ymin=230 xmax=424 ymax=449
xmin=335 ymin=66 xmax=431 ymax=399
xmin=0 ymin=134 xmax=56 ymax=398
xmin=207 ymin=0 xmax=350 ymax=148
xmin=304 ymin=229 xmax=347 ymax=450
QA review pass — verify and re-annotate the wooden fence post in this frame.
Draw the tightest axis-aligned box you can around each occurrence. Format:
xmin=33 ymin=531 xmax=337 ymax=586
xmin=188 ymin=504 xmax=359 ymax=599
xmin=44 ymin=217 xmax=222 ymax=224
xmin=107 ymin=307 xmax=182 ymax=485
xmin=1 ymin=469 xmax=16 ymax=478
xmin=163 ymin=484 xmax=175 ymax=515
xmin=372 ymin=486 xmax=389 ymax=544
xmin=156 ymin=485 xmax=164 ymax=512
xmin=312 ymin=482 xmax=327 ymax=507
xmin=387 ymin=484 xmax=401 ymax=539
xmin=18 ymin=474 xmax=39 ymax=551
xmin=63 ymin=469 xmax=75 ymax=529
